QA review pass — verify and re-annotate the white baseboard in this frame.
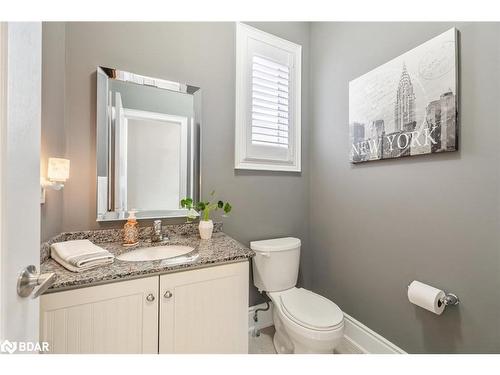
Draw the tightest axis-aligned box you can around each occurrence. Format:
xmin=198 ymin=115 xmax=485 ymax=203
xmin=248 ymin=302 xmax=274 ymax=333
xmin=343 ymin=312 xmax=406 ymax=354
xmin=248 ymin=302 xmax=406 ymax=354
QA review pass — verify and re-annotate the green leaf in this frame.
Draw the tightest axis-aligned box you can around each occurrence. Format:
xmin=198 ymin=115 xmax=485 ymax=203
xmin=210 ymin=190 xmax=215 ymax=197
xmin=196 ymin=201 xmax=206 ymax=211
xmin=223 ymin=202 xmax=232 ymax=214
xmin=180 ymin=197 xmax=193 ymax=208
xmin=217 ymin=200 xmax=224 ymax=208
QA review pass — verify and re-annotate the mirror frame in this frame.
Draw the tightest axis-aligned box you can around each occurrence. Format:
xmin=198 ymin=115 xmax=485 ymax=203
xmin=96 ymin=66 xmax=201 ymax=221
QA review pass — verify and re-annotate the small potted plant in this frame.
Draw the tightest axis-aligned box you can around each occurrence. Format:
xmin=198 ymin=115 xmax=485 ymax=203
xmin=180 ymin=190 xmax=232 ymax=240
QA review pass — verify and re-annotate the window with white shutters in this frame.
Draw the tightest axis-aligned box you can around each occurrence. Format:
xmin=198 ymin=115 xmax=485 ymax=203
xmin=235 ymin=23 xmax=301 ymax=172
xmin=251 ymin=56 xmax=289 ymax=149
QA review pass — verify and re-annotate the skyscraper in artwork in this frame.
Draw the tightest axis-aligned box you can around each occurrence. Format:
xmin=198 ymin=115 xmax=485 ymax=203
xmin=394 ymin=63 xmax=416 ymax=132
xmin=350 ymin=122 xmax=366 ymax=162
xmin=425 ymin=91 xmax=456 ymax=153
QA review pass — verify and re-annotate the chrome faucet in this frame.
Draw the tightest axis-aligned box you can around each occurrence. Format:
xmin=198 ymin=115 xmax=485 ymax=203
xmin=151 ymin=220 xmax=164 ymax=242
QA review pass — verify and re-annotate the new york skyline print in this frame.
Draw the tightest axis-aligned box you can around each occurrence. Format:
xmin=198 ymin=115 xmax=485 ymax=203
xmin=349 ymin=28 xmax=458 ymax=163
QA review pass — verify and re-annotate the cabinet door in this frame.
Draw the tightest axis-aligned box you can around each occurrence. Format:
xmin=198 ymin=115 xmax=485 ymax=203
xmin=159 ymin=261 xmax=249 ymax=353
xmin=40 ymin=276 xmax=159 ymax=354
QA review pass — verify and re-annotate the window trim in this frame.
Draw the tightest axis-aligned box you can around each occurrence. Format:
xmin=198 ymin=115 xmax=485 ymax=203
xmin=235 ymin=23 xmax=302 ymax=172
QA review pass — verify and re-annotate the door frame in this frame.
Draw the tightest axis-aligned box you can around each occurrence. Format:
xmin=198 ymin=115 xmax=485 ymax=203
xmin=122 ymin=108 xmax=189 ymax=210
xmin=0 ymin=22 xmax=42 ymax=345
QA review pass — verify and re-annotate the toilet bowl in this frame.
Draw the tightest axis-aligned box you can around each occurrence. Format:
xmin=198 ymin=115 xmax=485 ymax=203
xmin=251 ymin=237 xmax=345 ymax=354
xmin=269 ymin=287 xmax=344 ymax=354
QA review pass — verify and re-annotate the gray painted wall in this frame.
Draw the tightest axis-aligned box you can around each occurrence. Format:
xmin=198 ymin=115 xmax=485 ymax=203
xmin=41 ymin=22 xmax=66 ymax=241
xmin=42 ymin=22 xmax=311 ymax=305
xmin=309 ymin=22 xmax=500 ymax=353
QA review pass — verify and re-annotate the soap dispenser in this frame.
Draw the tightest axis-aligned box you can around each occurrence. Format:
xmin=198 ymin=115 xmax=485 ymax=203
xmin=123 ymin=210 xmax=139 ymax=246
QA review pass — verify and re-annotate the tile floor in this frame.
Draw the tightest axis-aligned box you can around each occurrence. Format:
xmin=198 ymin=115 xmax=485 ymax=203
xmin=248 ymin=326 xmax=277 ymax=354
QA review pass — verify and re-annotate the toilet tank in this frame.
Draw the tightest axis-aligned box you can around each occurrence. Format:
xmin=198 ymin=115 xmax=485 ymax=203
xmin=250 ymin=237 xmax=301 ymax=292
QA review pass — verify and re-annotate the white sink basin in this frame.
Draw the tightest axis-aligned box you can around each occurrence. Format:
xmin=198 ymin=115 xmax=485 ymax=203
xmin=117 ymin=245 xmax=195 ymax=262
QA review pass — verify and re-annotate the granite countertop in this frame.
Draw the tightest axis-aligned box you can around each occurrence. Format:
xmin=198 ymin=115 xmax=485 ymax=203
xmin=40 ymin=223 xmax=254 ymax=293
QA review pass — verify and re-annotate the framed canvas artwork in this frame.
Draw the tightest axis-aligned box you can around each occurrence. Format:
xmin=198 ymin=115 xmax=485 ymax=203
xmin=349 ymin=28 xmax=458 ymax=163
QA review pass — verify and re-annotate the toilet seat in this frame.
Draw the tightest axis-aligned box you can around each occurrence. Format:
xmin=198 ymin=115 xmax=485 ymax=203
xmin=272 ymin=288 xmax=344 ymax=331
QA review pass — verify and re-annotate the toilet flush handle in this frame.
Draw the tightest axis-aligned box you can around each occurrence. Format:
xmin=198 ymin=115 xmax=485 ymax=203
xmin=257 ymin=252 xmax=271 ymax=258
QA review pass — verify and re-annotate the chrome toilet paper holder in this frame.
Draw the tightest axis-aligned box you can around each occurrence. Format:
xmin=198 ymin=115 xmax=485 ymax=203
xmin=439 ymin=293 xmax=460 ymax=307
xmin=407 ymin=284 xmax=460 ymax=307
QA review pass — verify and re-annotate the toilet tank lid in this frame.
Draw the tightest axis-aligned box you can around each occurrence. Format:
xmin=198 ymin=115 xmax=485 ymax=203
xmin=250 ymin=237 xmax=301 ymax=252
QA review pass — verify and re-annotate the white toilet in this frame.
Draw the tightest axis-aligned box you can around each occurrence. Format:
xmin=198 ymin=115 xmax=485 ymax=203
xmin=251 ymin=237 xmax=344 ymax=354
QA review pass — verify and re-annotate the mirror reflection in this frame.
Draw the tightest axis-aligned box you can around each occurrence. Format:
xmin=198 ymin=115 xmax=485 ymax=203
xmin=96 ymin=67 xmax=201 ymax=221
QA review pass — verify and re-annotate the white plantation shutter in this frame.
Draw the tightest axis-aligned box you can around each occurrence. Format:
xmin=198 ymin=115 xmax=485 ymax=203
xmin=251 ymin=56 xmax=289 ymax=148
xmin=235 ymin=23 xmax=301 ymax=172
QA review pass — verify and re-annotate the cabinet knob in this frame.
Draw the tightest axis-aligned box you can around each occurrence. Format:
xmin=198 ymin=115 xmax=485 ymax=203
xmin=146 ymin=293 xmax=155 ymax=302
xmin=164 ymin=290 xmax=173 ymax=299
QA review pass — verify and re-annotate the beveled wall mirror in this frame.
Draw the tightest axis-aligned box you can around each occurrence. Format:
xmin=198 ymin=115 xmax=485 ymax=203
xmin=96 ymin=67 xmax=201 ymax=221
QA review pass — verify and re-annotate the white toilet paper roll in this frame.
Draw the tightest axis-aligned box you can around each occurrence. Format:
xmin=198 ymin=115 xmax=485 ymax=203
xmin=407 ymin=280 xmax=446 ymax=315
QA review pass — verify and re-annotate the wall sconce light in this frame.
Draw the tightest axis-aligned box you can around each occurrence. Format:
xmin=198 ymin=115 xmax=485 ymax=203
xmin=41 ymin=157 xmax=70 ymax=204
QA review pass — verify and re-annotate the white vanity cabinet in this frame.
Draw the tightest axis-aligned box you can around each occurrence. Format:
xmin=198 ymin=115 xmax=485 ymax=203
xmin=40 ymin=261 xmax=249 ymax=354
xmin=159 ymin=261 xmax=249 ymax=353
xmin=40 ymin=276 xmax=159 ymax=354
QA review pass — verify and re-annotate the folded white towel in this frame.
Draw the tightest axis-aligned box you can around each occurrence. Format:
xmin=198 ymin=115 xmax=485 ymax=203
xmin=51 ymin=250 xmax=114 ymax=273
xmin=51 ymin=240 xmax=114 ymax=272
